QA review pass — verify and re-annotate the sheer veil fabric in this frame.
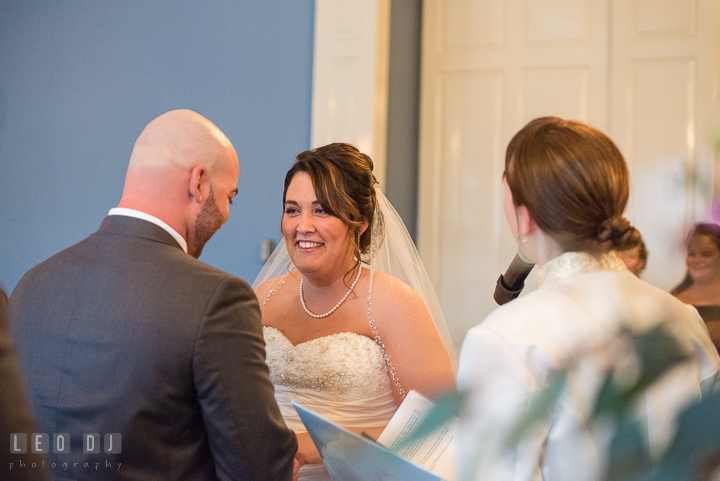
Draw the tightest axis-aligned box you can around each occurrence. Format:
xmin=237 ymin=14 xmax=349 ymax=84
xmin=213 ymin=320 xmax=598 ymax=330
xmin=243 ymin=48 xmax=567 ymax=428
xmin=252 ymin=189 xmax=457 ymax=372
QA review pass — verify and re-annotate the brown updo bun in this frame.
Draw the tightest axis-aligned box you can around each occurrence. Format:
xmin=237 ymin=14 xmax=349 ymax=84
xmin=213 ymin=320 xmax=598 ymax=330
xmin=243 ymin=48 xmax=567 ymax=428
xmin=505 ymin=116 xmax=631 ymax=252
xmin=596 ymin=216 xmax=639 ymax=249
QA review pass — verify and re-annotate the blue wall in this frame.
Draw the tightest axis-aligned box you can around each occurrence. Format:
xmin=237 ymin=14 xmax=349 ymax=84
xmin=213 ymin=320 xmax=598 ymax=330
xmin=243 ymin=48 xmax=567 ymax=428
xmin=0 ymin=1 xmax=315 ymax=292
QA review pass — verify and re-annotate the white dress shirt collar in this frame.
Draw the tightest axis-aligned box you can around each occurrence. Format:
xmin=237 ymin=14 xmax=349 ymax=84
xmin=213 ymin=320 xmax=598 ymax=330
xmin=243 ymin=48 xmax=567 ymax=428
xmin=108 ymin=207 xmax=188 ymax=253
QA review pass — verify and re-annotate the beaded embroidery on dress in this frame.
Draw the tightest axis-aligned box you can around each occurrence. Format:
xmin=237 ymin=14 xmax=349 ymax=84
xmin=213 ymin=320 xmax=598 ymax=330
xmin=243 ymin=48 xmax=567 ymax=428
xmin=264 ymin=326 xmax=390 ymax=394
xmin=263 ymin=325 xmax=398 ymax=481
xmin=537 ymin=251 xmax=627 ymax=288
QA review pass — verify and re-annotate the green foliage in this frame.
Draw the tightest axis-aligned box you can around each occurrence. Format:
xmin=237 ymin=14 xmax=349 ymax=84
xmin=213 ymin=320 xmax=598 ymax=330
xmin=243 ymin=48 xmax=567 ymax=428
xmin=507 ymin=323 xmax=719 ymax=481
xmin=590 ymin=324 xmax=690 ymax=422
xmin=606 ymin=418 xmax=652 ymax=480
xmin=637 ymin=389 xmax=720 ymax=481
xmin=406 ymin=323 xmax=720 ymax=480
xmin=505 ymin=373 xmax=566 ymax=447
xmin=589 ymin=325 xmax=696 ymax=480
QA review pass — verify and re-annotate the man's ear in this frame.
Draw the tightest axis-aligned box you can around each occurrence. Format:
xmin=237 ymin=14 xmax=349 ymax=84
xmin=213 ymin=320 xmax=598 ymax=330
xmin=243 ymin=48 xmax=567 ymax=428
xmin=189 ymin=166 xmax=209 ymax=203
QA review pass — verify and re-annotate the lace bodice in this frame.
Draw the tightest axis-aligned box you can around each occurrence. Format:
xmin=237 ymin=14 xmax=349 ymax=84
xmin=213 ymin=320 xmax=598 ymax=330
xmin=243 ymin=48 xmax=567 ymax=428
xmin=264 ymin=326 xmax=391 ymax=394
xmin=259 ymin=270 xmax=407 ymax=397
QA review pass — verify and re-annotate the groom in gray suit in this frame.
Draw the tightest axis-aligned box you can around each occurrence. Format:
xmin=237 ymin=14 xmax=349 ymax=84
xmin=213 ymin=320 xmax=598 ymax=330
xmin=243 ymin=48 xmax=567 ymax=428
xmin=0 ymin=285 xmax=50 ymax=481
xmin=9 ymin=110 xmax=297 ymax=480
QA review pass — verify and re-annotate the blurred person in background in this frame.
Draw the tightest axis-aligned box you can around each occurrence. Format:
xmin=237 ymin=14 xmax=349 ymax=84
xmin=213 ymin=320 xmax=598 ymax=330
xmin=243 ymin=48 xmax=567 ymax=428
xmin=614 ymin=226 xmax=648 ymax=277
xmin=672 ymin=222 xmax=720 ymax=353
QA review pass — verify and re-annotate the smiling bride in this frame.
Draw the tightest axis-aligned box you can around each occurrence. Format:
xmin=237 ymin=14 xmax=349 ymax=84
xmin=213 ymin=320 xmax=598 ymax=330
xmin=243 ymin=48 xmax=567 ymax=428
xmin=253 ymin=143 xmax=456 ymax=480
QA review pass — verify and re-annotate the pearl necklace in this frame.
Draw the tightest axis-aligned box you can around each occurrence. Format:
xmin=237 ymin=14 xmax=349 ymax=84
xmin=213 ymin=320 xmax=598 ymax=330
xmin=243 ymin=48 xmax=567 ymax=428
xmin=299 ymin=265 xmax=362 ymax=318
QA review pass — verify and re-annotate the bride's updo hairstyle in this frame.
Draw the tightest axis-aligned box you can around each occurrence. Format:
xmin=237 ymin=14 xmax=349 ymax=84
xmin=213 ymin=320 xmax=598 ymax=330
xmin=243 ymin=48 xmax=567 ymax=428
xmin=283 ymin=142 xmax=379 ymax=270
xmin=505 ymin=116 xmax=639 ymax=252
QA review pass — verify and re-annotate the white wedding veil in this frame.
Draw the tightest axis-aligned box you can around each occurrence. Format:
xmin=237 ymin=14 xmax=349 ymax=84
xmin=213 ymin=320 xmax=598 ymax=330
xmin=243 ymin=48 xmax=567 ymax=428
xmin=252 ymin=189 xmax=457 ymax=370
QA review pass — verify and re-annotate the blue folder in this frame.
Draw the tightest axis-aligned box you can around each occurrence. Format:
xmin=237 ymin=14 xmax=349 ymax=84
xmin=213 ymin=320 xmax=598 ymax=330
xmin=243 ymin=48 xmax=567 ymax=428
xmin=293 ymin=401 xmax=443 ymax=481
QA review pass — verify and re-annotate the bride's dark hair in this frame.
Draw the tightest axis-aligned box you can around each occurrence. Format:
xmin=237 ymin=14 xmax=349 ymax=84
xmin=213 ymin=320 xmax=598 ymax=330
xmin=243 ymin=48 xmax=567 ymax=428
xmin=505 ymin=116 xmax=638 ymax=252
xmin=283 ymin=143 xmax=379 ymax=278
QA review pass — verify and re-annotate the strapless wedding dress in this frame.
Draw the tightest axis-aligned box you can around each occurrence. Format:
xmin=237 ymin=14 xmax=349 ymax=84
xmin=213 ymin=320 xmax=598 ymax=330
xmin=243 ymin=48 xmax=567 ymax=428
xmin=264 ymin=326 xmax=399 ymax=481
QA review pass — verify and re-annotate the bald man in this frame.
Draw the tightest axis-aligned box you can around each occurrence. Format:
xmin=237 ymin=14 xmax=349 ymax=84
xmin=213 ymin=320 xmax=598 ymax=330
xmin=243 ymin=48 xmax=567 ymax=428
xmin=9 ymin=110 xmax=297 ymax=480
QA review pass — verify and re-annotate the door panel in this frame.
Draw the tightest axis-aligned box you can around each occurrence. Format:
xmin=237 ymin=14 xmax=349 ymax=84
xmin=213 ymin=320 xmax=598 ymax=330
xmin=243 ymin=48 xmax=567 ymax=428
xmin=419 ymin=0 xmax=720 ymax=351
xmin=610 ymin=0 xmax=720 ymax=290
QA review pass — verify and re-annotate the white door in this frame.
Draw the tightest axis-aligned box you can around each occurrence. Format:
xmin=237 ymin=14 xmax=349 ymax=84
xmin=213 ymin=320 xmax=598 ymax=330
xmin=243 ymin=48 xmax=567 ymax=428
xmin=311 ymin=0 xmax=391 ymax=187
xmin=610 ymin=0 xmax=720 ymax=290
xmin=419 ymin=0 xmax=720 ymax=352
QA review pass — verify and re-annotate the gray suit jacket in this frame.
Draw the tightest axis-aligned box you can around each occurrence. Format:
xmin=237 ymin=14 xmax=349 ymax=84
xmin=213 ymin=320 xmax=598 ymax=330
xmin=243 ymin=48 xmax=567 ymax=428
xmin=0 ymin=286 xmax=50 ymax=480
xmin=10 ymin=216 xmax=297 ymax=480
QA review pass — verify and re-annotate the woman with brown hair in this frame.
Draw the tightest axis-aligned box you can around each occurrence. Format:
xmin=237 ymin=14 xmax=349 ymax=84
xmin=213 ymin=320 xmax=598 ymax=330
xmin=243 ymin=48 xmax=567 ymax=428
xmin=253 ymin=143 xmax=455 ymax=480
xmin=672 ymin=222 xmax=720 ymax=353
xmin=456 ymin=117 xmax=719 ymax=481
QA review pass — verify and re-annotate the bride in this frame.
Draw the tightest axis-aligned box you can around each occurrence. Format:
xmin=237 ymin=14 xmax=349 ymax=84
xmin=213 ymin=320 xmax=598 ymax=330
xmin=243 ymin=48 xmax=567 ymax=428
xmin=253 ymin=143 xmax=456 ymax=480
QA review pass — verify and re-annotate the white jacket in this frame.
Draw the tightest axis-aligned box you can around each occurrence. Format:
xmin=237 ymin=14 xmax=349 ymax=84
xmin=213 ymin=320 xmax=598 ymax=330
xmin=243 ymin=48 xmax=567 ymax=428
xmin=456 ymin=251 xmax=720 ymax=481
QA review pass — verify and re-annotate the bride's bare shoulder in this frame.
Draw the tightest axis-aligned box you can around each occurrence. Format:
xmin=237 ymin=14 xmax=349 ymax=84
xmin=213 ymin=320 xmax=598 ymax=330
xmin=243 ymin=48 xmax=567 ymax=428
xmin=368 ymin=272 xmax=439 ymax=345
xmin=369 ymin=271 xmax=424 ymax=306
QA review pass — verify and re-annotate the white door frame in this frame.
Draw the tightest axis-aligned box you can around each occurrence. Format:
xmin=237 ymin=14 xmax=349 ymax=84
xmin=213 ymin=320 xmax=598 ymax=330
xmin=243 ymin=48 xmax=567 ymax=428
xmin=311 ymin=0 xmax=391 ymax=188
